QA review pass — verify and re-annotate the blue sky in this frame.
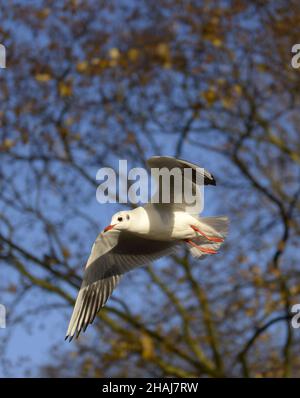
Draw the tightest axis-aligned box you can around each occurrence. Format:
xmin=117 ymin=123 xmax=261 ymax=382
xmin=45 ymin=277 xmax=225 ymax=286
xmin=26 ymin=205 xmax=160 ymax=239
xmin=1 ymin=0 xmax=299 ymax=377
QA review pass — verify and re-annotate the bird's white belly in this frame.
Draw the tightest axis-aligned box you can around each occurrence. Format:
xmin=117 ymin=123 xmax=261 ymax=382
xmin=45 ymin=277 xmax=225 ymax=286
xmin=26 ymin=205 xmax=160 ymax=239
xmin=136 ymin=207 xmax=197 ymax=241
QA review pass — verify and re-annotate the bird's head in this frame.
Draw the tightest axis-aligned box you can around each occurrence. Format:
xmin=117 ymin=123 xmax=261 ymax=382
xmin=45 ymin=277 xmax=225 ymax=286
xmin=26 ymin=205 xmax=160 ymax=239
xmin=104 ymin=210 xmax=132 ymax=232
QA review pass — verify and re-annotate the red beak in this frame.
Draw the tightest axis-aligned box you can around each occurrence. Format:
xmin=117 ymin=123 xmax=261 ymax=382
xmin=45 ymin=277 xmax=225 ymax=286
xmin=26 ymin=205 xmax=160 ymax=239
xmin=104 ymin=224 xmax=116 ymax=232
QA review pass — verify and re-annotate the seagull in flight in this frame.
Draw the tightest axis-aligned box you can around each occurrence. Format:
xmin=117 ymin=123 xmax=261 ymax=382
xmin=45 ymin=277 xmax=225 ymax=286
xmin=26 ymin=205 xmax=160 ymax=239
xmin=66 ymin=156 xmax=229 ymax=341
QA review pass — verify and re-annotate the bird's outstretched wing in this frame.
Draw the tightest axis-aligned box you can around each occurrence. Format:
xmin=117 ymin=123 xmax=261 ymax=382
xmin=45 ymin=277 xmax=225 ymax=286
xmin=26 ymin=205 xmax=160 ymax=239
xmin=147 ymin=156 xmax=216 ymax=214
xmin=66 ymin=229 xmax=177 ymax=341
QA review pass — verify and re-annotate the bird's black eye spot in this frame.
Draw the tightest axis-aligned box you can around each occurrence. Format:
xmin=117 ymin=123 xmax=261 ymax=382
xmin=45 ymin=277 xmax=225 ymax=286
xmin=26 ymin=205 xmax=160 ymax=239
xmin=126 ymin=214 xmax=130 ymax=220
xmin=117 ymin=216 xmax=123 ymax=222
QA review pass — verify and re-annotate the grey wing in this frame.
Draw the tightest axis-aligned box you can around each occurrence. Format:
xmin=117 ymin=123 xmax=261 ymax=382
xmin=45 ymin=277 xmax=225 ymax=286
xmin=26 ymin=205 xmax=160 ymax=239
xmin=147 ymin=156 xmax=215 ymax=214
xmin=66 ymin=230 xmax=178 ymax=341
xmin=65 ymin=274 xmax=121 ymax=341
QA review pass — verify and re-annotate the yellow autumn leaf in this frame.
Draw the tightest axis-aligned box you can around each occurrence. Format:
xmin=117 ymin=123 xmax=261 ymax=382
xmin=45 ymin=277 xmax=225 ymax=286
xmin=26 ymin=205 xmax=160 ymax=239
xmin=202 ymin=88 xmax=218 ymax=105
xmin=35 ymin=73 xmax=52 ymax=82
xmin=2 ymin=139 xmax=15 ymax=150
xmin=217 ymin=78 xmax=226 ymax=86
xmin=156 ymin=43 xmax=169 ymax=58
xmin=211 ymin=37 xmax=222 ymax=47
xmin=253 ymin=274 xmax=263 ymax=286
xmin=140 ymin=333 xmax=154 ymax=360
xmin=109 ymin=48 xmax=120 ymax=60
xmin=100 ymin=59 xmax=110 ymax=68
xmin=36 ymin=8 xmax=50 ymax=19
xmin=125 ymin=132 xmax=136 ymax=145
xmin=251 ymin=265 xmax=261 ymax=275
xmin=257 ymin=63 xmax=268 ymax=72
xmin=89 ymin=59 xmax=110 ymax=69
xmin=109 ymin=59 xmax=118 ymax=67
xmin=203 ymin=32 xmax=222 ymax=47
xmin=245 ymin=307 xmax=255 ymax=317
xmin=59 ymin=81 xmax=73 ymax=97
xmin=76 ymin=61 xmax=89 ymax=73
xmin=128 ymin=48 xmax=139 ymax=61
xmin=62 ymin=247 xmax=70 ymax=259
xmin=163 ymin=61 xmax=172 ymax=69
xmin=59 ymin=127 xmax=69 ymax=138
xmin=278 ymin=239 xmax=285 ymax=251
xmin=233 ymin=84 xmax=242 ymax=96
xmin=290 ymin=285 xmax=299 ymax=295
xmin=221 ymin=96 xmax=234 ymax=109
xmin=270 ymin=267 xmax=281 ymax=277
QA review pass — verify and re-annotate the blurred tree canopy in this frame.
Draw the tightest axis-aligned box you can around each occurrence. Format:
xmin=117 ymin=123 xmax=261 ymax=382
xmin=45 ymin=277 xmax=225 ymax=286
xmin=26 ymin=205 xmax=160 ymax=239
xmin=0 ymin=0 xmax=300 ymax=377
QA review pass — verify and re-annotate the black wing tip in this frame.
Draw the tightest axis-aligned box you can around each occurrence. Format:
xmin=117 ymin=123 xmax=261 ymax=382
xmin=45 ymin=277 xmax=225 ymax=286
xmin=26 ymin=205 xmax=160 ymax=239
xmin=205 ymin=174 xmax=216 ymax=186
xmin=65 ymin=334 xmax=76 ymax=342
xmin=148 ymin=156 xmax=217 ymax=186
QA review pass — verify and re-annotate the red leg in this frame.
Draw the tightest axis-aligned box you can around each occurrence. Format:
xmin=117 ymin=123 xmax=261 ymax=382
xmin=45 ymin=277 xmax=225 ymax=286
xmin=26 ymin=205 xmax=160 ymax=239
xmin=190 ymin=225 xmax=224 ymax=243
xmin=185 ymin=239 xmax=217 ymax=254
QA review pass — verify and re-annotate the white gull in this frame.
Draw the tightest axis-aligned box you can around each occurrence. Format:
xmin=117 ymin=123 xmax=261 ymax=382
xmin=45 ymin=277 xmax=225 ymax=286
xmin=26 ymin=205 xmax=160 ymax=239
xmin=66 ymin=156 xmax=229 ymax=340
